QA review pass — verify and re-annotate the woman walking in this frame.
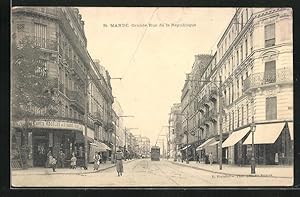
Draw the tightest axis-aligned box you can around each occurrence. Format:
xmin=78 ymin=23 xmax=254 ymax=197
xmin=93 ymin=152 xmax=100 ymax=170
xmin=115 ymin=150 xmax=124 ymax=176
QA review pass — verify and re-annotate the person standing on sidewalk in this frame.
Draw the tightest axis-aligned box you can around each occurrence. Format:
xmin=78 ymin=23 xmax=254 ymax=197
xmin=115 ymin=150 xmax=124 ymax=176
xmin=50 ymin=156 xmax=57 ymax=172
xmin=209 ymin=152 xmax=213 ymax=165
xmin=93 ymin=152 xmax=100 ymax=170
xmin=58 ymin=150 xmax=65 ymax=168
xmin=70 ymin=153 xmax=77 ymax=169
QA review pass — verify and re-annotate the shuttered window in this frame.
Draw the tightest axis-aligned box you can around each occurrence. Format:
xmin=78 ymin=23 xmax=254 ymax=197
xmin=265 ymin=23 xmax=275 ymax=47
xmin=266 ymin=97 xmax=277 ymax=120
xmin=34 ymin=23 xmax=47 ymax=48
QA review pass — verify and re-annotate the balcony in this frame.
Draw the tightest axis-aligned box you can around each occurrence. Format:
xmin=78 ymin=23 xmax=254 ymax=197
xmin=71 ymin=60 xmax=87 ymax=82
xmin=202 ymin=95 xmax=211 ymax=106
xmin=209 ymin=87 xmax=218 ymax=101
xmin=198 ymin=101 xmax=205 ymax=113
xmin=93 ymin=111 xmax=103 ymax=126
xmin=21 ymin=36 xmax=58 ymax=51
xmin=59 ymin=83 xmax=64 ymax=93
xmin=68 ymin=90 xmax=85 ymax=113
xmin=243 ymin=68 xmax=292 ymax=92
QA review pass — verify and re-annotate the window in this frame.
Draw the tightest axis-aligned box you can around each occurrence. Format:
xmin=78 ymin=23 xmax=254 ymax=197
xmin=236 ymin=50 xmax=239 ymax=66
xmin=264 ymin=61 xmax=276 ymax=84
xmin=241 ymin=106 xmax=244 ymax=126
xmin=241 ymin=76 xmax=244 ymax=94
xmin=245 ymin=39 xmax=248 ymax=57
xmin=237 ymin=108 xmax=240 ymax=127
xmin=34 ymin=23 xmax=47 ymax=48
xmin=241 ymin=13 xmax=244 ymax=29
xmin=228 ymin=86 xmax=231 ymax=104
xmin=246 ymin=104 xmax=249 ymax=124
xmin=241 ymin=45 xmax=243 ymax=62
xmin=237 ymin=79 xmax=239 ymax=98
xmin=250 ymin=33 xmax=253 ymax=52
xmin=266 ymin=97 xmax=277 ymax=120
xmin=232 ymin=111 xmax=234 ymax=130
xmin=229 ymin=113 xmax=231 ymax=131
xmin=231 ymin=84 xmax=234 ymax=103
xmin=265 ymin=23 xmax=275 ymax=47
xmin=246 ymin=8 xmax=248 ymax=21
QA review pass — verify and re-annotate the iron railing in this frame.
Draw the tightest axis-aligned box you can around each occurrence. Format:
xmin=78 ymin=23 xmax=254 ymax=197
xmin=243 ymin=68 xmax=292 ymax=91
xmin=68 ymin=90 xmax=85 ymax=110
xmin=72 ymin=60 xmax=87 ymax=81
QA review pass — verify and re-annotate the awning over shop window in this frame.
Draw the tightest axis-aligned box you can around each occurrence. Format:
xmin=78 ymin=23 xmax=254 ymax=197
xmin=90 ymin=141 xmax=111 ymax=152
xmin=181 ymin=144 xmax=191 ymax=151
xmin=222 ymin=127 xmax=250 ymax=148
xmin=196 ymin=138 xmax=215 ymax=151
xmin=243 ymin=122 xmax=285 ymax=145
xmin=288 ymin=122 xmax=293 ymax=140
xmin=208 ymin=141 xmax=220 ymax=146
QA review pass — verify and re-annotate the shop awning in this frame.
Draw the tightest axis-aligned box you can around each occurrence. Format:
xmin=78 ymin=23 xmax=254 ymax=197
xmin=181 ymin=144 xmax=191 ymax=151
xmin=288 ymin=122 xmax=293 ymax=140
xmin=243 ymin=122 xmax=285 ymax=145
xmin=196 ymin=138 xmax=215 ymax=151
xmin=208 ymin=141 xmax=220 ymax=146
xmin=222 ymin=127 xmax=250 ymax=148
xmin=90 ymin=141 xmax=111 ymax=152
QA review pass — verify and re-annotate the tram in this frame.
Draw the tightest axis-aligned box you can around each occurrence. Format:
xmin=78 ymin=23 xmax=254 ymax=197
xmin=151 ymin=146 xmax=160 ymax=161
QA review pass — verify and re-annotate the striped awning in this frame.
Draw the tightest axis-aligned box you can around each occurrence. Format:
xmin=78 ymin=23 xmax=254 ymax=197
xmin=196 ymin=138 xmax=215 ymax=151
xmin=288 ymin=122 xmax=293 ymax=140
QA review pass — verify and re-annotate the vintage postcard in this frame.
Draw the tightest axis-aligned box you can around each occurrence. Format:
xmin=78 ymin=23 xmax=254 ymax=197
xmin=10 ymin=7 xmax=293 ymax=187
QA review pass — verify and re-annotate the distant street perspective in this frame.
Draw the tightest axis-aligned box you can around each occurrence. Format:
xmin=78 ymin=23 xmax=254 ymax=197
xmin=11 ymin=7 xmax=293 ymax=187
xmin=12 ymin=159 xmax=292 ymax=187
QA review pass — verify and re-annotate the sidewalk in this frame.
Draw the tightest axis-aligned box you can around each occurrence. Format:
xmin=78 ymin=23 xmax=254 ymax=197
xmin=168 ymin=160 xmax=293 ymax=178
xmin=12 ymin=159 xmax=134 ymax=176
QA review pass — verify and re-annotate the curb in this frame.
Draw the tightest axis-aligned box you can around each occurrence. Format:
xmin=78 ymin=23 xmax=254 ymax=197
xmin=12 ymin=159 xmax=135 ymax=176
xmin=168 ymin=161 xmax=292 ymax=179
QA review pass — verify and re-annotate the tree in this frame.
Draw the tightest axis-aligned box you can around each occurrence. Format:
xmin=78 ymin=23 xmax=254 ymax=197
xmin=11 ymin=36 xmax=59 ymax=168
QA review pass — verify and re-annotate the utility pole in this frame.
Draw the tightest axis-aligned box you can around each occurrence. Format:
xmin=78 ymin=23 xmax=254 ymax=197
xmin=219 ymin=80 xmax=223 ymax=170
xmin=186 ymin=110 xmax=189 ymax=164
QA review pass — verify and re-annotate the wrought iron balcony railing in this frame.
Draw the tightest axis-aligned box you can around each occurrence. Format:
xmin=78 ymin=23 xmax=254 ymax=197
xmin=243 ymin=68 xmax=292 ymax=92
xmin=68 ymin=90 xmax=85 ymax=111
xmin=71 ymin=60 xmax=87 ymax=81
xmin=59 ymin=83 xmax=64 ymax=93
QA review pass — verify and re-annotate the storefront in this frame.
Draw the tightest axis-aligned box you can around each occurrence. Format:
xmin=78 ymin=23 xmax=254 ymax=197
xmin=242 ymin=121 xmax=293 ymax=165
xmin=196 ymin=138 xmax=216 ymax=163
xmin=12 ymin=118 xmax=94 ymax=168
xmin=222 ymin=126 xmax=251 ymax=165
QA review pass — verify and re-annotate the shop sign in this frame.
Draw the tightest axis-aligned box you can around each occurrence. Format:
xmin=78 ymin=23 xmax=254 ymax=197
xmin=15 ymin=120 xmax=84 ymax=132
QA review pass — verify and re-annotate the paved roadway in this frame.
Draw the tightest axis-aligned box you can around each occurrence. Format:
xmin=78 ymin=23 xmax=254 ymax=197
xmin=12 ymin=159 xmax=293 ymax=187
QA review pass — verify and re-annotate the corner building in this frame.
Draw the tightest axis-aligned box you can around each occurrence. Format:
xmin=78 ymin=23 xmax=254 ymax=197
xmin=191 ymin=8 xmax=293 ymax=165
xmin=11 ymin=7 xmax=114 ymax=168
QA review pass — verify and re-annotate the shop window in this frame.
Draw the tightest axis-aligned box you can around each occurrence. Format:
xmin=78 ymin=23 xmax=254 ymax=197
xmin=265 ymin=23 xmax=275 ymax=47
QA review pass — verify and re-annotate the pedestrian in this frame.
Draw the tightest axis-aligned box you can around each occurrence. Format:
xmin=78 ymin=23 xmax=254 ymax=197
xmin=93 ymin=152 xmax=100 ymax=170
xmin=275 ymin=152 xmax=279 ymax=165
xmin=50 ymin=156 xmax=57 ymax=172
xmin=58 ymin=150 xmax=66 ymax=168
xmin=115 ymin=150 xmax=124 ymax=176
xmin=70 ymin=153 xmax=77 ymax=169
xmin=209 ymin=152 xmax=213 ymax=165
xmin=45 ymin=150 xmax=52 ymax=168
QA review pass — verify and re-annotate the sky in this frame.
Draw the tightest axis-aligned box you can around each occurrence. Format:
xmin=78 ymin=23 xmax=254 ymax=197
xmin=79 ymin=7 xmax=235 ymax=146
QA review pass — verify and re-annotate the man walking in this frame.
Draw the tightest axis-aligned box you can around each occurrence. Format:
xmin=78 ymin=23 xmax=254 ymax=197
xmin=115 ymin=150 xmax=124 ymax=176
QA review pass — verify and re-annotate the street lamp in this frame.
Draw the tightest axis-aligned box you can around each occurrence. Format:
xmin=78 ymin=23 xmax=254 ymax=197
xmin=250 ymin=117 xmax=256 ymax=174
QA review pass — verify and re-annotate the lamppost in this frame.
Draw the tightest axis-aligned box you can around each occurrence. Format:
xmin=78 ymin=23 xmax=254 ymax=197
xmin=250 ymin=116 xmax=256 ymax=174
